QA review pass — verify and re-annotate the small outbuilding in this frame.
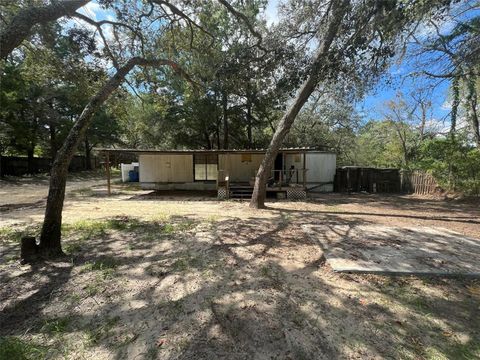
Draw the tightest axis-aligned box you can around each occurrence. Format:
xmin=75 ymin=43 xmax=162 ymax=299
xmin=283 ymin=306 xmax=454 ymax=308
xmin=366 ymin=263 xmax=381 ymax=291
xmin=97 ymin=148 xmax=336 ymax=199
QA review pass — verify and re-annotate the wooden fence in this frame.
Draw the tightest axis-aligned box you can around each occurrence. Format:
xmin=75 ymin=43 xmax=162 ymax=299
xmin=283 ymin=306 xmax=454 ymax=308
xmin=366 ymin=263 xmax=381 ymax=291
xmin=401 ymin=171 xmax=440 ymax=195
xmin=334 ymin=167 xmax=442 ymax=195
xmin=334 ymin=167 xmax=401 ymax=193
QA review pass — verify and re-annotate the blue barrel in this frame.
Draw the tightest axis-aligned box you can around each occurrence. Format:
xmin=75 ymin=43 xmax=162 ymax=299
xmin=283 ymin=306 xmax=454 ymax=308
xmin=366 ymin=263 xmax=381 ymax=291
xmin=128 ymin=170 xmax=139 ymax=182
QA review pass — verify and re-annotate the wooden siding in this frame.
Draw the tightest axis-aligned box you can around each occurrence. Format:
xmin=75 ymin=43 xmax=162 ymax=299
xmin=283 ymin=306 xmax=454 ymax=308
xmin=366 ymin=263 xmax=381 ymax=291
xmin=139 ymin=154 xmax=193 ymax=183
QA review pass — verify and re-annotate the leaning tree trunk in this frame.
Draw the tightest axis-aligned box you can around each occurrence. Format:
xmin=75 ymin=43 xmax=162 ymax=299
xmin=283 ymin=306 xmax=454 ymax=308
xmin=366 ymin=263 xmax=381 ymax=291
xmin=0 ymin=0 xmax=90 ymax=59
xmin=49 ymin=124 xmax=58 ymax=160
xmin=250 ymin=0 xmax=347 ymax=208
xmin=38 ymin=57 xmax=189 ymax=256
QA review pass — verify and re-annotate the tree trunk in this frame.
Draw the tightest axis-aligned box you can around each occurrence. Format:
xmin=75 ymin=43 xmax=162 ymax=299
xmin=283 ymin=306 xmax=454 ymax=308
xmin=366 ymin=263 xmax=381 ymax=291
xmin=466 ymin=73 xmax=480 ymax=147
xmin=247 ymin=96 xmax=253 ymax=148
xmin=216 ymin=120 xmax=221 ymax=150
xmin=249 ymin=0 xmax=347 ymax=208
xmin=214 ymin=91 xmax=221 ymax=149
xmin=204 ymin=131 xmax=212 ymax=149
xmin=84 ymin=137 xmax=92 ymax=170
xmin=0 ymin=0 xmax=90 ymax=59
xmin=50 ymin=124 xmax=57 ymax=161
xmin=450 ymin=75 xmax=460 ymax=136
xmin=38 ymin=57 xmax=188 ymax=256
xmin=222 ymin=92 xmax=229 ymax=149
xmin=419 ymin=101 xmax=427 ymax=141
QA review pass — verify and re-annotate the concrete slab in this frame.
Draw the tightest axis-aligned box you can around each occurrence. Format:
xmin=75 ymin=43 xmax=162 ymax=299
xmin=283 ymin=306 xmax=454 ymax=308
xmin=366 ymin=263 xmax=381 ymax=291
xmin=302 ymin=224 xmax=480 ymax=277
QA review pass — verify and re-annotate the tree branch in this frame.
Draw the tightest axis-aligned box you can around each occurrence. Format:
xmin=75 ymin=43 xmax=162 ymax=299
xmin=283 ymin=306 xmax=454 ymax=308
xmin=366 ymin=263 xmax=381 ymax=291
xmin=217 ymin=0 xmax=267 ymax=52
xmin=0 ymin=0 xmax=90 ymax=59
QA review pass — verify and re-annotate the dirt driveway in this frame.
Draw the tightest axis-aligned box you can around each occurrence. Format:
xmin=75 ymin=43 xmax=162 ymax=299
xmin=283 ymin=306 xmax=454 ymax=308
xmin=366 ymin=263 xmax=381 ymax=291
xmin=0 ymin=171 xmax=107 ymax=208
xmin=0 ymin=176 xmax=479 ymax=359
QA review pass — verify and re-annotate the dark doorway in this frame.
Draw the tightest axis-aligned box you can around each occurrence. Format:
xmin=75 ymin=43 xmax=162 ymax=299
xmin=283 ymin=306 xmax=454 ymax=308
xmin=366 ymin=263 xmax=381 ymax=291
xmin=274 ymin=153 xmax=283 ymax=181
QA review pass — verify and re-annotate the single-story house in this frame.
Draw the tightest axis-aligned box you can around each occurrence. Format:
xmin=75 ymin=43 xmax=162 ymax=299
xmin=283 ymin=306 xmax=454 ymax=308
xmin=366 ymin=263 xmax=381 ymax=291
xmin=97 ymin=148 xmax=336 ymax=199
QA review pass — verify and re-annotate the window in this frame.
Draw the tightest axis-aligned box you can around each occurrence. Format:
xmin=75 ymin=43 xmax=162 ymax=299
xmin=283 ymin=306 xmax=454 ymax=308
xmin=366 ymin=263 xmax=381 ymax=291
xmin=194 ymin=154 xmax=218 ymax=181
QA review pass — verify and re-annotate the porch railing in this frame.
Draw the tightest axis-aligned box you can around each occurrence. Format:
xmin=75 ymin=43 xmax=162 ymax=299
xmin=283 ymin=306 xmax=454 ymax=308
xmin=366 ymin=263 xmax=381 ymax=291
xmin=269 ymin=169 xmax=307 ymax=190
xmin=217 ymin=168 xmax=307 ymax=191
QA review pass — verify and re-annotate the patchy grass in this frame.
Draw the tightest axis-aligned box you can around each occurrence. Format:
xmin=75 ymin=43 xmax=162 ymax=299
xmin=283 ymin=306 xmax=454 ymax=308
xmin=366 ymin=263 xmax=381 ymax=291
xmin=171 ymin=253 xmax=204 ymax=272
xmin=41 ymin=316 xmax=72 ymax=335
xmin=0 ymin=225 xmax=39 ymax=244
xmin=84 ymin=275 xmax=106 ymax=297
xmin=63 ymin=242 xmax=83 ymax=255
xmin=63 ymin=216 xmax=179 ymax=237
xmin=82 ymin=257 xmax=118 ymax=280
xmin=1 ymin=195 xmax=479 ymax=359
xmin=71 ymin=187 xmax=95 ymax=197
xmin=0 ymin=337 xmax=49 ymax=360
xmin=84 ymin=316 xmax=120 ymax=346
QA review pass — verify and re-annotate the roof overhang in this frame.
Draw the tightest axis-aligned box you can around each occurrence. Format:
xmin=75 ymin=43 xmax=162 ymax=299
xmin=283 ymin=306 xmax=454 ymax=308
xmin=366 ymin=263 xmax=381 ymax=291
xmin=94 ymin=148 xmax=336 ymax=155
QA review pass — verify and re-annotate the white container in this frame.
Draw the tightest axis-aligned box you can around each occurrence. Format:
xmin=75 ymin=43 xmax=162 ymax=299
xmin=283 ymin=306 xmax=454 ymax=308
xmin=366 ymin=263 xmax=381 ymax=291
xmin=121 ymin=162 xmax=139 ymax=182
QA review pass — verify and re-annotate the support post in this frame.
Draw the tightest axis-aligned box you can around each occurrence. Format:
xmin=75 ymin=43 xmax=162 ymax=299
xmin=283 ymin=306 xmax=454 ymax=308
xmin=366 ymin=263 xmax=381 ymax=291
xmin=106 ymin=152 xmax=111 ymax=196
xmin=303 ymin=152 xmax=307 ymax=188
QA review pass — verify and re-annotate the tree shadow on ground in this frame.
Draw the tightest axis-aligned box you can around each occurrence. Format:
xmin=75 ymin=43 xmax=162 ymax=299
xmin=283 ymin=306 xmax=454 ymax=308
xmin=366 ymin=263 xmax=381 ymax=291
xmin=307 ymin=193 xmax=480 ymax=214
xmin=0 ymin=213 xmax=478 ymax=359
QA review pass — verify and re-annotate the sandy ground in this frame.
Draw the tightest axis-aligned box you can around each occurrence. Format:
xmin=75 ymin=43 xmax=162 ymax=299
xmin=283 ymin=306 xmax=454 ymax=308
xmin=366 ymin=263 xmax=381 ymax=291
xmin=0 ymin=171 xmax=107 ymax=208
xmin=0 ymin=174 xmax=479 ymax=359
xmin=304 ymin=224 xmax=480 ymax=275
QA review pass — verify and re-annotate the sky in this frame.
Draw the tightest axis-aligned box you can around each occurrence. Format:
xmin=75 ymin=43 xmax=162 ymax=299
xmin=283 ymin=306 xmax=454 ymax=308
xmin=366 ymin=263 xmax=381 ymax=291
xmin=78 ymin=0 xmax=463 ymax=128
xmin=264 ymin=0 xmax=455 ymax=126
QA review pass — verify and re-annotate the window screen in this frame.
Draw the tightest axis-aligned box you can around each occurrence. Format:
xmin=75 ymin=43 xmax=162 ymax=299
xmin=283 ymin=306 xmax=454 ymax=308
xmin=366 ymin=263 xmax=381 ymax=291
xmin=194 ymin=154 xmax=218 ymax=181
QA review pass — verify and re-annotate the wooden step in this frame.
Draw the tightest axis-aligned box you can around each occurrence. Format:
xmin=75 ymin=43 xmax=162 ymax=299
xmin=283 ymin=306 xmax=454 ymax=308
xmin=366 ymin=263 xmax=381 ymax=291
xmin=229 ymin=188 xmax=253 ymax=198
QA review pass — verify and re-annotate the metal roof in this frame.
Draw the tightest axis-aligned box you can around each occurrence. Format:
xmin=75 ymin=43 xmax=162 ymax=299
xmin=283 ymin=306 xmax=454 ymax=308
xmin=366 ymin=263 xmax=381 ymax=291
xmin=94 ymin=147 xmax=336 ymax=155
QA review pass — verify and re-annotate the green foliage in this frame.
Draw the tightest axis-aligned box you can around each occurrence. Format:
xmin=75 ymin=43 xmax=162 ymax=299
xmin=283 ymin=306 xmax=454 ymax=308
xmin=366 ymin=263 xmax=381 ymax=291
xmin=0 ymin=225 xmax=39 ymax=244
xmin=0 ymin=337 xmax=48 ymax=360
xmin=82 ymin=257 xmax=118 ymax=282
xmin=62 ymin=218 xmax=142 ymax=240
xmin=41 ymin=317 xmax=71 ymax=335
xmin=0 ymin=22 xmax=116 ymax=162
xmin=354 ymin=120 xmax=408 ymax=168
xmin=416 ymin=137 xmax=480 ymax=195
